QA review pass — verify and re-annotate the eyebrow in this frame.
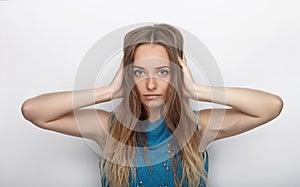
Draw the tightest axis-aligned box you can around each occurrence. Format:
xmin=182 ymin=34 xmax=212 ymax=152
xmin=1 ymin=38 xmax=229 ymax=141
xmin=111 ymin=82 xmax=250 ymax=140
xmin=132 ymin=65 xmax=170 ymax=69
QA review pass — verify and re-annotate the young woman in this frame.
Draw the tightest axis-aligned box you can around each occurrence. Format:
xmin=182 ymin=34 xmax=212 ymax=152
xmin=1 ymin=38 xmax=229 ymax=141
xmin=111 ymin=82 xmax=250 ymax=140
xmin=21 ymin=23 xmax=283 ymax=187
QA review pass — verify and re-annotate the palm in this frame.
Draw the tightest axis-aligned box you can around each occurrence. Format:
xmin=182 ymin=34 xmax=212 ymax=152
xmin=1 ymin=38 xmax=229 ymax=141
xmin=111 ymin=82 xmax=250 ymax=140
xmin=178 ymin=55 xmax=198 ymax=100
xmin=109 ymin=59 xmax=124 ymax=99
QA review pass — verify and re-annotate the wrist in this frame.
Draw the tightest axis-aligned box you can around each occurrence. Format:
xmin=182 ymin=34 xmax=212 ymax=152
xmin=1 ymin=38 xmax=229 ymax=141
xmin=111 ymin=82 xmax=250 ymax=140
xmin=194 ymin=84 xmax=210 ymax=102
xmin=94 ymin=86 xmax=112 ymax=103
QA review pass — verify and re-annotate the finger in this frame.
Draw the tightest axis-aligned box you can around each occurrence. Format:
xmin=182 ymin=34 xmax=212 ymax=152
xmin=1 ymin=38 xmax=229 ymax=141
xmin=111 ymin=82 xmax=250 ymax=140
xmin=177 ymin=56 xmax=184 ymax=66
xmin=177 ymin=56 xmax=187 ymax=70
xmin=178 ymin=56 xmax=194 ymax=81
xmin=182 ymin=52 xmax=187 ymax=65
xmin=118 ymin=58 xmax=124 ymax=71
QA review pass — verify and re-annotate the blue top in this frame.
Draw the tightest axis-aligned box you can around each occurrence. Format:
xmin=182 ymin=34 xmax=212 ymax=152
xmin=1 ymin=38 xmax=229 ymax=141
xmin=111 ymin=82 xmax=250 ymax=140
xmin=100 ymin=116 xmax=209 ymax=187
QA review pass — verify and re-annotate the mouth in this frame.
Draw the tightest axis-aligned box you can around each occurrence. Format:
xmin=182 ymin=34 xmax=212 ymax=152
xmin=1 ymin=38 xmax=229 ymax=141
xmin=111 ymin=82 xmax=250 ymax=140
xmin=143 ymin=94 xmax=162 ymax=99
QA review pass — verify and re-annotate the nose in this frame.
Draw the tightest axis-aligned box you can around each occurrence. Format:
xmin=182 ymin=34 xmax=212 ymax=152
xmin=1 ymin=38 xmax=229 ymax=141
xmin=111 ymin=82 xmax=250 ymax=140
xmin=146 ymin=76 xmax=157 ymax=90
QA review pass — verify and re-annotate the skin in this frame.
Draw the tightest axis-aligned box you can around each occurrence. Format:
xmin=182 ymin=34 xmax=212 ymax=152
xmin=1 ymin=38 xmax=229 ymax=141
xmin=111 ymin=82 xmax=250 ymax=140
xmin=21 ymin=43 xmax=284 ymax=147
xmin=133 ymin=44 xmax=171 ymax=121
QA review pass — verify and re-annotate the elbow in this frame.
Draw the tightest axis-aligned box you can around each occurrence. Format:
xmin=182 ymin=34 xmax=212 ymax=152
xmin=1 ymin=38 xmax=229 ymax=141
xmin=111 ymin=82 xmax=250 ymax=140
xmin=21 ymin=99 xmax=46 ymax=128
xmin=21 ymin=99 xmax=33 ymax=121
xmin=271 ymin=95 xmax=284 ymax=119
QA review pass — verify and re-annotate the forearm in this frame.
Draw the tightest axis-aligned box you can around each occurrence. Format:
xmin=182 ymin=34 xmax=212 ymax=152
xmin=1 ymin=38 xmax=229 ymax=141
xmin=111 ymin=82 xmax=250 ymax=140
xmin=21 ymin=86 xmax=112 ymax=123
xmin=195 ymin=84 xmax=283 ymax=118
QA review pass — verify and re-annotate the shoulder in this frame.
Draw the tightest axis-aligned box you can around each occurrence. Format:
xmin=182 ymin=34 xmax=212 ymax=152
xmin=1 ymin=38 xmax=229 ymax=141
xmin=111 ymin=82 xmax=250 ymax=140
xmin=193 ymin=109 xmax=217 ymax=149
xmin=192 ymin=110 xmax=207 ymax=131
xmin=96 ymin=109 xmax=112 ymax=128
xmin=92 ymin=109 xmax=112 ymax=145
xmin=193 ymin=109 xmax=210 ymax=125
xmin=193 ymin=109 xmax=216 ymax=134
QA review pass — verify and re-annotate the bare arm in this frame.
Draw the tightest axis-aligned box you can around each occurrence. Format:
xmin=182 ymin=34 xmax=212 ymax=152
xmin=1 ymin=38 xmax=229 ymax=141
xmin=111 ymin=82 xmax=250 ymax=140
xmin=195 ymin=85 xmax=283 ymax=140
xmin=21 ymin=60 xmax=124 ymax=145
xmin=21 ymin=87 xmax=112 ymax=143
xmin=21 ymin=87 xmax=111 ymax=123
xmin=177 ymin=55 xmax=284 ymax=142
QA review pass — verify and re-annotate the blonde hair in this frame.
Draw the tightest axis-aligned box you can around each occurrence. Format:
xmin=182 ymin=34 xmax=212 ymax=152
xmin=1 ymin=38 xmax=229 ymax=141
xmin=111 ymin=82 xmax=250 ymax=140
xmin=99 ymin=23 xmax=208 ymax=186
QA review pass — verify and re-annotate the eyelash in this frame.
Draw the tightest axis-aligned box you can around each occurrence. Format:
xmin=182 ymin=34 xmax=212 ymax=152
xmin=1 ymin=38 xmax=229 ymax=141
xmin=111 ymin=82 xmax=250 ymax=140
xmin=133 ymin=70 xmax=169 ymax=77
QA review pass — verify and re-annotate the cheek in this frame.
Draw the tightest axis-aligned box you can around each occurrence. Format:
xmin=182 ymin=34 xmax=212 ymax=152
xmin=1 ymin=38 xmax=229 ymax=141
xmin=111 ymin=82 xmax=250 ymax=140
xmin=134 ymin=82 xmax=143 ymax=95
xmin=162 ymin=83 xmax=170 ymax=93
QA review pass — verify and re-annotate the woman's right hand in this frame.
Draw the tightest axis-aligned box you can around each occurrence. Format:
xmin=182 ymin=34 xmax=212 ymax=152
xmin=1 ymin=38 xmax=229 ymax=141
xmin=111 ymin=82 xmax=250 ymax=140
xmin=108 ymin=59 xmax=125 ymax=99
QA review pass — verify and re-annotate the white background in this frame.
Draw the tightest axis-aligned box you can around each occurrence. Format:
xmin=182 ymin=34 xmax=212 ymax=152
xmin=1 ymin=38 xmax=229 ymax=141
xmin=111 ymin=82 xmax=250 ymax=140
xmin=1 ymin=0 xmax=299 ymax=187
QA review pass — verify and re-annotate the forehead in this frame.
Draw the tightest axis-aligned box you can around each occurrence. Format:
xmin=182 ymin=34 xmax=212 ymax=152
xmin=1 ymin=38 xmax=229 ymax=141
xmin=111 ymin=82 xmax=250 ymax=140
xmin=134 ymin=44 xmax=170 ymax=66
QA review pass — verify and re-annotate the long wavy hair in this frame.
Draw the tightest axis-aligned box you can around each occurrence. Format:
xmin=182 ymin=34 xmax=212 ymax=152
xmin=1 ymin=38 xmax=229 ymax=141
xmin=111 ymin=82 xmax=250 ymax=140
xmin=99 ymin=23 xmax=208 ymax=186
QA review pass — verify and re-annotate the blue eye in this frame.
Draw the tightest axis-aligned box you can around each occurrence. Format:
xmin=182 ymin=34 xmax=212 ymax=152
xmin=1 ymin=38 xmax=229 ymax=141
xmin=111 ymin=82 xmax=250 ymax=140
xmin=133 ymin=70 xmax=144 ymax=76
xmin=158 ymin=70 xmax=169 ymax=76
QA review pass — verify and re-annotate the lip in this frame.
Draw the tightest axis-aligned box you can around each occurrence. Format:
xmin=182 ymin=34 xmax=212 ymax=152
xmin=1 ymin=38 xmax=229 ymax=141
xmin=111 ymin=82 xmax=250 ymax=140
xmin=143 ymin=94 xmax=162 ymax=99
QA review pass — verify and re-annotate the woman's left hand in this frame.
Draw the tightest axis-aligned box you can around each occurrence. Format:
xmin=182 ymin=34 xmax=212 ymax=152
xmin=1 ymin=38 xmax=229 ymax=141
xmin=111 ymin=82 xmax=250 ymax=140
xmin=177 ymin=54 xmax=199 ymax=100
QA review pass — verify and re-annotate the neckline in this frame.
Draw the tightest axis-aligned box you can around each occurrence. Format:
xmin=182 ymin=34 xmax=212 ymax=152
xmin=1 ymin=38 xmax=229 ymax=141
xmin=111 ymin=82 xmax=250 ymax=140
xmin=145 ymin=118 xmax=165 ymax=132
xmin=146 ymin=117 xmax=164 ymax=125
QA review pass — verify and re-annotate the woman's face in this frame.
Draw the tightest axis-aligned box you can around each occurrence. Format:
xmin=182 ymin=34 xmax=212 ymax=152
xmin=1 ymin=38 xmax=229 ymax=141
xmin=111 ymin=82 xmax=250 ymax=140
xmin=132 ymin=44 xmax=171 ymax=110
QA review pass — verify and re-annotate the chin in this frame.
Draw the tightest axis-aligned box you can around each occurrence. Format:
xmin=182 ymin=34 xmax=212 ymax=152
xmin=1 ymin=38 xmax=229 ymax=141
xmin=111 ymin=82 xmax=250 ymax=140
xmin=142 ymin=100 xmax=166 ymax=109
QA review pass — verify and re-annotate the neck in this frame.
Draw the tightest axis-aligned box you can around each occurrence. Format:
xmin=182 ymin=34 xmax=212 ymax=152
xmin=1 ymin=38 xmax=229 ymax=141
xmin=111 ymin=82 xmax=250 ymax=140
xmin=144 ymin=106 xmax=164 ymax=123
xmin=148 ymin=114 xmax=163 ymax=123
